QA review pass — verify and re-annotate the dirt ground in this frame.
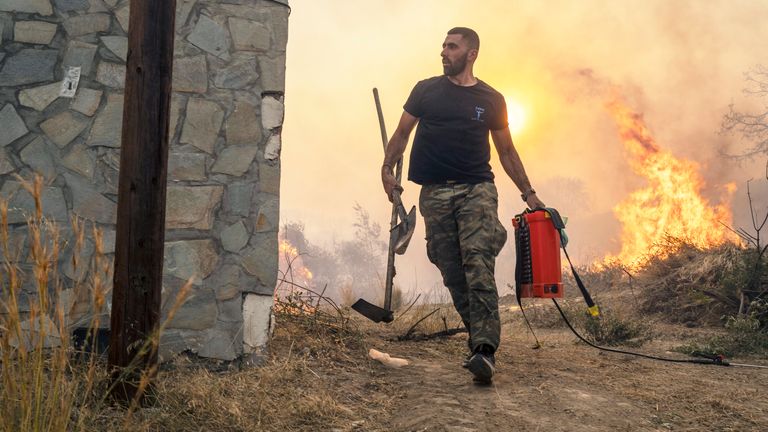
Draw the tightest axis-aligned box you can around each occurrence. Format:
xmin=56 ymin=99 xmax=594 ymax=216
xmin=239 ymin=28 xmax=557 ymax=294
xmin=278 ymin=304 xmax=768 ymax=432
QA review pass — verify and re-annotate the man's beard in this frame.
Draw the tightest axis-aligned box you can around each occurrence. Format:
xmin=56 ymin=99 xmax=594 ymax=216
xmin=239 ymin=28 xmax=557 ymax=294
xmin=442 ymin=52 xmax=468 ymax=76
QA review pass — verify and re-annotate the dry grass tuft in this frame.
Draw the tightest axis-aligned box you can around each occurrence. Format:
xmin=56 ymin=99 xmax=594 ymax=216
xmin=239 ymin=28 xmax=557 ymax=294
xmin=0 ymin=175 xmax=111 ymax=432
xmin=634 ymin=239 xmax=747 ymax=326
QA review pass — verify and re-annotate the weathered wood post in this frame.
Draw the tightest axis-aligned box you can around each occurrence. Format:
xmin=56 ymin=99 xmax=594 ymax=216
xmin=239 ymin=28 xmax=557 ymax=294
xmin=109 ymin=0 xmax=176 ymax=403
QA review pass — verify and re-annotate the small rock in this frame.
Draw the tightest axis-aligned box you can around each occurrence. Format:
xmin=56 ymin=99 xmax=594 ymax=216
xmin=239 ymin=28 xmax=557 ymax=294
xmin=264 ymin=134 xmax=281 ymax=162
xmin=64 ymin=173 xmax=117 ymax=224
xmin=87 ymin=93 xmax=123 ymax=147
xmin=168 ymin=96 xmax=184 ymax=140
xmin=62 ymin=239 xmax=94 ymax=282
xmin=211 ymin=265 xmax=242 ymax=301
xmin=0 ymin=148 xmax=15 ymax=175
xmin=225 ymin=183 xmax=253 ymax=217
xmin=166 ymin=286 xmax=217 ymax=330
xmin=213 ymin=55 xmax=258 ymax=89
xmin=228 ymin=17 xmax=271 ymax=52
xmin=187 ymin=14 xmax=230 ymax=60
xmin=220 ymin=220 xmax=249 ymax=253
xmin=70 ymin=88 xmax=103 ymax=116
xmin=211 ymin=145 xmax=259 ymax=177
xmin=114 ymin=3 xmax=129 ymax=32
xmin=258 ymin=161 xmax=280 ymax=195
xmin=261 ymin=96 xmax=284 ymax=130
xmin=198 ymin=327 xmax=239 ymax=360
xmin=270 ymin=7 xmax=289 ymax=52
xmin=0 ymin=181 xmax=68 ymax=224
xmin=10 ymin=315 xmax=61 ymax=350
xmin=63 ymin=41 xmax=98 ymax=76
xmin=100 ymin=229 xmax=116 ymax=253
xmin=241 ymin=233 xmax=278 ymax=287
xmin=63 ymin=13 xmax=111 ymax=37
xmin=14 ymin=21 xmax=58 ymax=45
xmin=40 ymin=111 xmax=90 ymax=148
xmin=62 ymin=144 xmax=95 ymax=179
xmin=253 ymin=197 xmax=279 ymax=233
xmin=180 ymin=98 xmax=224 ymax=154
xmin=175 ymin=0 xmax=196 ymax=28
xmin=226 ymin=101 xmax=262 ymax=145
xmin=164 ymin=239 xmax=220 ymax=283
xmin=20 ymin=136 xmax=58 ymax=181
xmin=0 ymin=49 xmax=57 ymax=86
xmin=100 ymin=36 xmax=127 ymax=61
xmin=217 ymin=296 xmax=243 ymax=324
xmin=0 ymin=0 xmax=53 ymax=15
xmin=96 ymin=62 xmax=125 ymax=88
xmin=19 ymin=82 xmax=61 ymax=111
xmin=54 ymin=0 xmax=90 ymax=13
xmin=165 ymin=185 xmax=224 ymax=230
xmin=259 ymin=54 xmax=286 ymax=92
xmin=172 ymin=55 xmax=207 ymax=93
xmin=168 ymin=152 xmax=207 ymax=181
xmin=0 ymin=104 xmax=29 ymax=146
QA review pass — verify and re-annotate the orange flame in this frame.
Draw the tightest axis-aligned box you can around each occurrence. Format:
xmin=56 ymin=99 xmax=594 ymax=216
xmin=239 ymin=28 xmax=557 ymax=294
xmin=274 ymin=237 xmax=317 ymax=315
xmin=604 ymin=96 xmax=735 ymax=266
xmin=278 ymin=238 xmax=313 ymax=283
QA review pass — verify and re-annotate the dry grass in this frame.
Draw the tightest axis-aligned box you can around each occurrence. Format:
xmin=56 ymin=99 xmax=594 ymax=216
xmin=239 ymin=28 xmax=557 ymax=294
xmin=82 ymin=307 xmax=393 ymax=431
xmin=634 ymin=238 xmax=747 ymax=325
xmin=0 ymin=175 xmax=192 ymax=431
xmin=0 ymin=175 xmax=111 ymax=432
xmin=389 ymin=286 xmax=463 ymax=338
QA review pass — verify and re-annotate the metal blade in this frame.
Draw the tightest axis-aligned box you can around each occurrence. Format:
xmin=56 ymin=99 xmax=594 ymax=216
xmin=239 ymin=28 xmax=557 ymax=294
xmin=351 ymin=299 xmax=394 ymax=323
xmin=393 ymin=205 xmax=417 ymax=255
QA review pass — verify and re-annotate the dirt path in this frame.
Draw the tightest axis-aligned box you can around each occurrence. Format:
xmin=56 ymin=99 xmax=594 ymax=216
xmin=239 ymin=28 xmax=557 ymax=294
xmin=366 ymin=323 xmax=768 ymax=432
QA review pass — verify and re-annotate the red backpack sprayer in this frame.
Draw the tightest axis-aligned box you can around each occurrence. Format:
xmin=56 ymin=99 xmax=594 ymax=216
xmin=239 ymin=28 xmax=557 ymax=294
xmin=512 ymin=208 xmax=767 ymax=369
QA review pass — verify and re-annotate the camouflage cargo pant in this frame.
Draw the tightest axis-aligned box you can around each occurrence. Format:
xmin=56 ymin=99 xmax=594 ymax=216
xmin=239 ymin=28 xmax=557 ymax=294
xmin=419 ymin=182 xmax=507 ymax=351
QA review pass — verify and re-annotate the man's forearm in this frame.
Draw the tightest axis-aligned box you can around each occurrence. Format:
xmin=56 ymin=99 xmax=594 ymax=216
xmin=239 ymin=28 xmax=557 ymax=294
xmin=382 ymin=132 xmax=409 ymax=169
xmin=491 ymin=128 xmax=534 ymax=194
xmin=500 ymin=145 xmax=533 ymax=193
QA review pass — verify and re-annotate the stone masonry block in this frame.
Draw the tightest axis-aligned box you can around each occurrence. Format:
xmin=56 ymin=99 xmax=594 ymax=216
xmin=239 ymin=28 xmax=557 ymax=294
xmin=14 ymin=21 xmax=58 ymax=45
xmin=180 ymin=98 xmax=224 ymax=154
xmin=228 ymin=17 xmax=270 ymax=52
xmin=166 ymin=185 xmax=224 ymax=230
xmin=0 ymin=104 xmax=29 ymax=147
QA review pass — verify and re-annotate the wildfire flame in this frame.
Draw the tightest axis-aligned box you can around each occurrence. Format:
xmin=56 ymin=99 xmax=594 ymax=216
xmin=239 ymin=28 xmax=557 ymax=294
xmin=604 ymin=96 xmax=736 ymax=266
xmin=274 ymin=237 xmax=316 ymax=315
xmin=278 ymin=239 xmax=314 ymax=283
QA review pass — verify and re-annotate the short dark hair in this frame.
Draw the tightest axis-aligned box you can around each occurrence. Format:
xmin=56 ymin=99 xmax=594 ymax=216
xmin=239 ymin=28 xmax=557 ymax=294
xmin=447 ymin=27 xmax=480 ymax=51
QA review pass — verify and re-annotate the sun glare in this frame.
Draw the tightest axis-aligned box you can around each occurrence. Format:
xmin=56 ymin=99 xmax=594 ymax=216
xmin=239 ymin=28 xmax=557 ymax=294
xmin=506 ymin=98 xmax=526 ymax=135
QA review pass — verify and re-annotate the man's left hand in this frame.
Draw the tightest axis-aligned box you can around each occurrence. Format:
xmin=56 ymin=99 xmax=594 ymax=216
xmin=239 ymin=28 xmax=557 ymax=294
xmin=526 ymin=193 xmax=545 ymax=210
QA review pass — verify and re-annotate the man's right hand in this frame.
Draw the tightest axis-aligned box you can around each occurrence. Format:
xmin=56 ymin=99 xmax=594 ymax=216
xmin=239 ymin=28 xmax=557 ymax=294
xmin=381 ymin=165 xmax=403 ymax=202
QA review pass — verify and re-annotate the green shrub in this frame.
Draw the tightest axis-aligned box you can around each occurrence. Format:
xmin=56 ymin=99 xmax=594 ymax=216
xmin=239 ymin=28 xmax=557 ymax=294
xmin=676 ymin=311 xmax=768 ymax=357
xmin=577 ymin=309 xmax=652 ymax=347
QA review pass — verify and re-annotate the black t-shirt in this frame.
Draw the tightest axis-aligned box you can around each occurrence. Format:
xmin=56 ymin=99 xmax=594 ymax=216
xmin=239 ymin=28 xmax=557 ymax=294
xmin=404 ymin=76 xmax=508 ymax=185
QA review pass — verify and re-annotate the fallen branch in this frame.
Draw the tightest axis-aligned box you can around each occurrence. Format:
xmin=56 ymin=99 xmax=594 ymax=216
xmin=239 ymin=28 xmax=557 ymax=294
xmin=397 ymin=326 xmax=467 ymax=341
xmin=399 ymin=307 xmax=440 ymax=340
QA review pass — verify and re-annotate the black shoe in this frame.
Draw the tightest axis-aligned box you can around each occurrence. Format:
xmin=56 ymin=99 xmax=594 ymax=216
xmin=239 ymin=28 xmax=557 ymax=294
xmin=467 ymin=351 xmax=495 ymax=384
xmin=462 ymin=353 xmax=471 ymax=369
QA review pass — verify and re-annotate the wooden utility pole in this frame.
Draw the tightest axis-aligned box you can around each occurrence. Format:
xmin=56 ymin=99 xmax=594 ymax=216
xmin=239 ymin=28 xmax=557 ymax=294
xmin=108 ymin=0 xmax=176 ymax=404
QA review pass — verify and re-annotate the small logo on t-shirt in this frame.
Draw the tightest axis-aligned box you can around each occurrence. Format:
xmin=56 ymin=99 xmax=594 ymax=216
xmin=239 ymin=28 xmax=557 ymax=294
xmin=473 ymin=106 xmax=485 ymax=122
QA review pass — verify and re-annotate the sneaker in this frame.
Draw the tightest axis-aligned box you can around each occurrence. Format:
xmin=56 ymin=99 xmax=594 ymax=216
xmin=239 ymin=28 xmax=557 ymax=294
xmin=467 ymin=351 xmax=495 ymax=384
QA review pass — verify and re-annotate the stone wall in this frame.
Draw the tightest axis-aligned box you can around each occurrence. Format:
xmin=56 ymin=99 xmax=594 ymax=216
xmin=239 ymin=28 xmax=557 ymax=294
xmin=0 ymin=0 xmax=289 ymax=361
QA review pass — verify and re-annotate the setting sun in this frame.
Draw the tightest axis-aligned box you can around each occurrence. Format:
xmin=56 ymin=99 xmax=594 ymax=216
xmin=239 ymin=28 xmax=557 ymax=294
xmin=506 ymin=97 xmax=527 ymax=134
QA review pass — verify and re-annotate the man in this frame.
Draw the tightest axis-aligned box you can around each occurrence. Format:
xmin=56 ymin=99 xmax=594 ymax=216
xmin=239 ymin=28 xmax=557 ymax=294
xmin=381 ymin=27 xmax=545 ymax=384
